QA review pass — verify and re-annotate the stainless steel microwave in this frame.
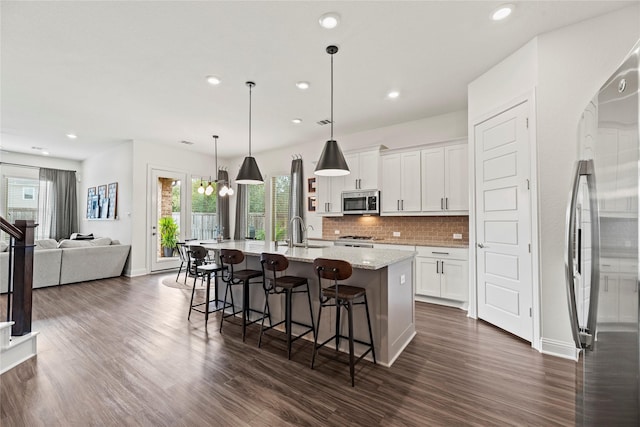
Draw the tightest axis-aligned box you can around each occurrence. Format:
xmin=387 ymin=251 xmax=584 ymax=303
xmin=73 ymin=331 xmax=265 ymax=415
xmin=341 ymin=190 xmax=379 ymax=215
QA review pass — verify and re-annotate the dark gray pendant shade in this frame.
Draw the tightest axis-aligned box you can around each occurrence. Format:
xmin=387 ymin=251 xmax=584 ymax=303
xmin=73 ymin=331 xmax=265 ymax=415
xmin=314 ymin=140 xmax=350 ymax=176
xmin=315 ymin=45 xmax=350 ymax=176
xmin=236 ymin=81 xmax=264 ymax=185
xmin=236 ymin=156 xmax=263 ymax=184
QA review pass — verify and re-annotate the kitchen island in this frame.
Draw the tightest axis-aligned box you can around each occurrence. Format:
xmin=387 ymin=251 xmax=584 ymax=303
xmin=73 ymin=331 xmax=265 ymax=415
xmin=194 ymin=240 xmax=416 ymax=367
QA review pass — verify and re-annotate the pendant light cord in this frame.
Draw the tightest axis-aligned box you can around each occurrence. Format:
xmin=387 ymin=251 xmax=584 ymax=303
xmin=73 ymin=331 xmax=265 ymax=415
xmin=330 ymin=51 xmax=334 ymax=141
xmin=248 ymin=83 xmax=253 ymax=156
xmin=213 ymin=135 xmax=218 ymax=178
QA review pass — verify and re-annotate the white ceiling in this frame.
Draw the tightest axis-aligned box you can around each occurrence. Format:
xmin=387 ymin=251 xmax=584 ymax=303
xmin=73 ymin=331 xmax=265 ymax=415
xmin=1 ymin=1 xmax=635 ymax=161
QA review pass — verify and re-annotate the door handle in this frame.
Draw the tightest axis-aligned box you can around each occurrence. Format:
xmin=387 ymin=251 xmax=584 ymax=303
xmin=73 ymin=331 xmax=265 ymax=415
xmin=565 ymin=159 xmax=599 ymax=350
xmin=477 ymin=243 xmax=486 ymax=248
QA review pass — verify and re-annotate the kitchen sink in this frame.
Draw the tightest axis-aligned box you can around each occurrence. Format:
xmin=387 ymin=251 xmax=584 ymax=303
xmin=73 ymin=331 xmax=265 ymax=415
xmin=293 ymin=243 xmax=326 ymax=249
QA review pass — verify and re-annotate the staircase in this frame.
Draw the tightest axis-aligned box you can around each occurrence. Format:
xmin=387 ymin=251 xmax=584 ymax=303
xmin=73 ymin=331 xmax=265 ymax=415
xmin=0 ymin=321 xmax=38 ymax=374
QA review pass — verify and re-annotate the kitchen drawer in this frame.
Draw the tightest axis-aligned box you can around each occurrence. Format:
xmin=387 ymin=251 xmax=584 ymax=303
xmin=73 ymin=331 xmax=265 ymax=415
xmin=373 ymin=243 xmax=416 ymax=251
xmin=416 ymin=246 xmax=468 ymax=260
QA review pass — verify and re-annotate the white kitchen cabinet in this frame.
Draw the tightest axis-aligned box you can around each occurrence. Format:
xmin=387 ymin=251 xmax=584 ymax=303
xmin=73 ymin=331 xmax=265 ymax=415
xmin=316 ymin=175 xmax=344 ymax=216
xmin=421 ymin=143 xmax=468 ymax=213
xmin=380 ymin=151 xmax=421 ymax=214
xmin=597 ymin=258 xmax=638 ymax=325
xmin=343 ymin=149 xmax=380 ymax=191
xmin=415 ymin=246 xmax=468 ymax=302
xmin=596 ymin=128 xmax=638 ymax=216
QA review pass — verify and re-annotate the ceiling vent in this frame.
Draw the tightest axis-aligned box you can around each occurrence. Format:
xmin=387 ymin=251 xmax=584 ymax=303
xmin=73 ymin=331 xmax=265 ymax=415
xmin=179 ymin=140 xmax=194 ymax=145
xmin=317 ymin=119 xmax=333 ymax=126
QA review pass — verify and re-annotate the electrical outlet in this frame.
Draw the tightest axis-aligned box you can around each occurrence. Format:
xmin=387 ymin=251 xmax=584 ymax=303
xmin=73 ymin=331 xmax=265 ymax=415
xmin=393 ymin=231 xmax=401 ymax=237
xmin=453 ymin=233 xmax=462 ymax=239
xmin=400 ymin=274 xmax=406 ymax=284
xmin=334 ymin=230 xmax=340 ymax=234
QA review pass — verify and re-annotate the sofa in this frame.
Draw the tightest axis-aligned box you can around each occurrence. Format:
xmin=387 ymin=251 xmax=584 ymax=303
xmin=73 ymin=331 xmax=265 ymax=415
xmin=0 ymin=237 xmax=130 ymax=293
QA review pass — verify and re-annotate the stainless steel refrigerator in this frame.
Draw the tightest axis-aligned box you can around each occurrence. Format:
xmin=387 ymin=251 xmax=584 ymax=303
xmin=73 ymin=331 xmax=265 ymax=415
xmin=566 ymin=41 xmax=639 ymax=425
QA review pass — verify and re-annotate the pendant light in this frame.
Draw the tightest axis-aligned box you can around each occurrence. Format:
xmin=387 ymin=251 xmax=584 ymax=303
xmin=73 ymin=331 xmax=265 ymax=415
xmin=236 ymin=81 xmax=264 ymax=184
xmin=213 ymin=135 xmax=234 ymax=196
xmin=205 ymin=178 xmax=214 ymax=196
xmin=197 ymin=179 xmax=205 ymax=194
xmin=315 ymin=45 xmax=350 ymax=176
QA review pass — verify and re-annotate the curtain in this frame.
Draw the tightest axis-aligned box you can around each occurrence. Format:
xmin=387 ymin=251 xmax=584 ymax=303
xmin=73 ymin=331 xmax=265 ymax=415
xmin=288 ymin=158 xmax=304 ymax=243
xmin=233 ymin=183 xmax=247 ymax=240
xmin=217 ymin=169 xmax=231 ymax=239
xmin=38 ymin=168 xmax=78 ymax=240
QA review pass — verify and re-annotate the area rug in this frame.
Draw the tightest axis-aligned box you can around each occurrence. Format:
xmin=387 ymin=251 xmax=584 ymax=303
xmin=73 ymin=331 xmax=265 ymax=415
xmin=160 ymin=274 xmax=204 ymax=290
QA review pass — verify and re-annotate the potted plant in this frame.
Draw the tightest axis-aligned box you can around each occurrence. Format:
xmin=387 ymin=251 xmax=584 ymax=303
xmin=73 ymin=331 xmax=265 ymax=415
xmin=158 ymin=216 xmax=179 ymax=257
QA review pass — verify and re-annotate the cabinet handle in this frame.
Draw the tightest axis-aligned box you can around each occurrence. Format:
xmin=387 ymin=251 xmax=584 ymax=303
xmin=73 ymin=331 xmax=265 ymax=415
xmin=432 ymin=251 xmax=449 ymax=255
xmin=446 ymin=198 xmax=449 ymax=210
xmin=441 ymin=198 xmax=444 ymax=210
xmin=401 ymin=200 xmax=404 ymax=211
xmin=436 ymin=260 xmax=439 ymax=274
xmin=441 ymin=261 xmax=444 ymax=274
xmin=397 ymin=200 xmax=400 ymax=211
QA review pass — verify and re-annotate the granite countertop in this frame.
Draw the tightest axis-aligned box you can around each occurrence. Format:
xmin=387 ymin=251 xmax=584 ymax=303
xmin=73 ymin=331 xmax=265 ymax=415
xmin=309 ymin=237 xmax=468 ymax=249
xmin=192 ymin=240 xmax=416 ymax=270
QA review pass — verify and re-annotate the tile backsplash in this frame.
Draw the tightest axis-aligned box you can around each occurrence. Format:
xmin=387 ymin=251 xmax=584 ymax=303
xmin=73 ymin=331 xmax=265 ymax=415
xmin=322 ymin=216 xmax=469 ymax=245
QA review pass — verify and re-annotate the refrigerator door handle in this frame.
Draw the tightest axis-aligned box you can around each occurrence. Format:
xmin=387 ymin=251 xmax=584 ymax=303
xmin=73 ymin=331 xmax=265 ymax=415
xmin=565 ymin=159 xmax=600 ymax=350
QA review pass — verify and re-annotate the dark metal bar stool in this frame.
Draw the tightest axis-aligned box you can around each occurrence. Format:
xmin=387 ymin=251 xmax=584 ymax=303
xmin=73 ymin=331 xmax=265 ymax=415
xmin=311 ymin=258 xmax=376 ymax=387
xmin=188 ymin=255 xmax=229 ymax=326
xmin=175 ymin=242 xmax=189 ymax=283
xmin=219 ymin=248 xmax=269 ymax=341
xmin=259 ymin=252 xmax=315 ymax=359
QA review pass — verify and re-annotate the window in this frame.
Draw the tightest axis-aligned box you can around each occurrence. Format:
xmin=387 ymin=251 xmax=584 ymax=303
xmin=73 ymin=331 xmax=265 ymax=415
xmin=271 ymin=175 xmax=290 ymax=241
xmin=190 ymin=177 xmax=217 ymax=240
xmin=247 ymin=184 xmax=265 ymax=240
xmin=2 ymin=177 xmax=39 ymax=241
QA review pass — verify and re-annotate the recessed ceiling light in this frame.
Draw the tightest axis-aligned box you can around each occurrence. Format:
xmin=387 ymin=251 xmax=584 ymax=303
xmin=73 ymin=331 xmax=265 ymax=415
xmin=292 ymin=118 xmax=303 ymax=124
xmin=66 ymin=133 xmax=77 ymax=139
xmin=491 ymin=4 xmax=513 ymax=21
xmin=206 ymin=75 xmax=221 ymax=85
xmin=319 ymin=12 xmax=340 ymax=29
xmin=296 ymin=81 xmax=310 ymax=90
xmin=387 ymin=91 xmax=400 ymax=99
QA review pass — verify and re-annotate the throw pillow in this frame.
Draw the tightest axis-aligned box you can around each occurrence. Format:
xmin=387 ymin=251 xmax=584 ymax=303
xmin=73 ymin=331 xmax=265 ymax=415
xmin=57 ymin=239 xmax=92 ymax=248
xmin=35 ymin=239 xmax=59 ymax=250
xmin=70 ymin=233 xmax=94 ymax=240
xmin=90 ymin=237 xmax=112 ymax=246
xmin=0 ymin=241 xmax=7 ymax=252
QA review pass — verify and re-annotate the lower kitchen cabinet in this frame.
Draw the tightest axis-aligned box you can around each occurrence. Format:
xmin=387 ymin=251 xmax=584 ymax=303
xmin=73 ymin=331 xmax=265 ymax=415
xmin=598 ymin=257 xmax=638 ymax=325
xmin=415 ymin=246 xmax=468 ymax=303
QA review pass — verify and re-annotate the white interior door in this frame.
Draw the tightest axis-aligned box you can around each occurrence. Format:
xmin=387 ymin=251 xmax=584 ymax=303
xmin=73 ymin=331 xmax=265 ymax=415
xmin=475 ymin=101 xmax=533 ymax=342
xmin=150 ymin=168 xmax=187 ymax=272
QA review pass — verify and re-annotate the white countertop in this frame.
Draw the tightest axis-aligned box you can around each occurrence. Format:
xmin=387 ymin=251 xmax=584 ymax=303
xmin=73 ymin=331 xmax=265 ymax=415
xmin=191 ymin=240 xmax=416 ymax=270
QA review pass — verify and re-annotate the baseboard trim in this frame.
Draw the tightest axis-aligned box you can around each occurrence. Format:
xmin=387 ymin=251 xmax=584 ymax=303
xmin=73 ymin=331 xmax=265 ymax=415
xmin=126 ymin=268 xmax=148 ymax=277
xmin=540 ymin=337 xmax=579 ymax=361
xmin=1 ymin=331 xmax=39 ymax=374
xmin=415 ymin=295 xmax=468 ymax=311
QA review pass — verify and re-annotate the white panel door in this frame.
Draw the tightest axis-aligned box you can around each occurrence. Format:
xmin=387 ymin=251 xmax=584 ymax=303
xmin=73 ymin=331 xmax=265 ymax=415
xmin=475 ymin=101 xmax=533 ymax=342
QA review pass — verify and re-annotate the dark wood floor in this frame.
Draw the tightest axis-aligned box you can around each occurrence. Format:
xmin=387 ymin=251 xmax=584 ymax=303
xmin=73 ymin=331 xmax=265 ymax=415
xmin=1 ymin=274 xmax=577 ymax=426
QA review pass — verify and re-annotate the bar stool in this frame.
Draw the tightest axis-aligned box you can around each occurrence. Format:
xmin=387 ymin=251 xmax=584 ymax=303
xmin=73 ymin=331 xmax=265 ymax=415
xmin=311 ymin=258 xmax=376 ymax=387
xmin=219 ymin=248 xmax=270 ymax=341
xmin=175 ymin=242 xmax=189 ymax=283
xmin=259 ymin=252 xmax=315 ymax=359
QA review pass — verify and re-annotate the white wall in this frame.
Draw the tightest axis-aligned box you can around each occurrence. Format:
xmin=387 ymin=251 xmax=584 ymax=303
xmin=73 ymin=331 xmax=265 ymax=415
xmin=535 ymin=6 xmax=640 ymax=348
xmin=227 ymin=110 xmax=469 ymax=239
xmin=467 ymin=4 xmax=639 ymax=355
xmin=81 ymin=141 xmax=134 ymax=248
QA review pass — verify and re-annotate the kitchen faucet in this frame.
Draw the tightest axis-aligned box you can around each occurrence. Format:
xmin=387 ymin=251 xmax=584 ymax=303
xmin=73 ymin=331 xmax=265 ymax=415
xmin=290 ymin=216 xmax=314 ymax=248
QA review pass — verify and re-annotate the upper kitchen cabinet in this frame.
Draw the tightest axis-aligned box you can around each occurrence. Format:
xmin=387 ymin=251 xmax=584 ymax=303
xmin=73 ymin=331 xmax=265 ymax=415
xmin=343 ymin=147 xmax=383 ymax=191
xmin=421 ymin=142 xmax=469 ymax=214
xmin=596 ymin=128 xmax=638 ymax=216
xmin=380 ymin=150 xmax=422 ymax=214
xmin=316 ymin=175 xmax=344 ymax=216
